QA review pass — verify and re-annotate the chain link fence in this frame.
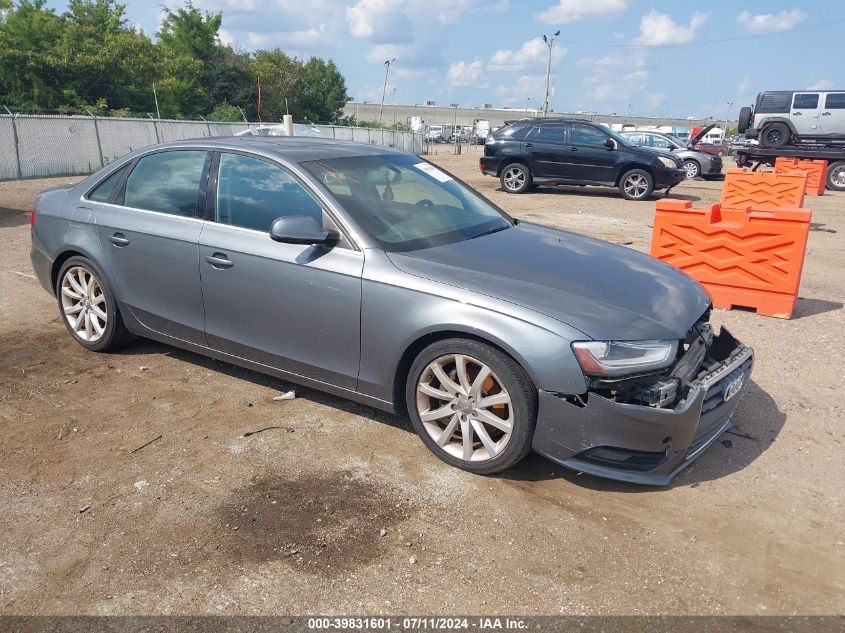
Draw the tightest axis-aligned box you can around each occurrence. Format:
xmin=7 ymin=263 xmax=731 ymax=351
xmin=0 ymin=114 xmax=426 ymax=181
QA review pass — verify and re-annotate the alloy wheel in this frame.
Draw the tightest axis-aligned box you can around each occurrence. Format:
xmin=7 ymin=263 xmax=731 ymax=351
xmin=832 ymin=166 xmax=845 ymax=188
xmin=624 ymin=174 xmax=649 ymax=199
xmin=684 ymin=161 xmax=700 ymax=179
xmin=416 ymin=353 xmax=513 ymax=462
xmin=60 ymin=266 xmax=107 ymax=342
xmin=765 ymin=129 xmax=783 ymax=145
xmin=503 ymin=167 xmax=525 ymax=191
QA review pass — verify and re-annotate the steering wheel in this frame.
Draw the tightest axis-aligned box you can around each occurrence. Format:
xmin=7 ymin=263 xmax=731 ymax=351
xmin=416 ymin=199 xmax=434 ymax=208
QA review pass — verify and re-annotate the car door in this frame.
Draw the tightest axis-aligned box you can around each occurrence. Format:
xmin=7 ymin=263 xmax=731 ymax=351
xmin=791 ymin=93 xmax=821 ymax=135
xmin=199 ymin=151 xmax=363 ymax=389
xmin=523 ymin=124 xmax=568 ymax=178
xmin=565 ymin=123 xmax=618 ymax=183
xmin=820 ymin=92 xmax=845 ymax=134
xmin=92 ymin=149 xmax=209 ymax=344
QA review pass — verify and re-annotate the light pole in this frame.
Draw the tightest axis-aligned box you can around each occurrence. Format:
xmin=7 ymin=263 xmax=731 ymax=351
xmin=525 ymin=96 xmax=531 ymax=115
xmin=725 ymin=101 xmax=734 ymax=137
xmin=392 ymin=88 xmax=397 ymax=128
xmin=379 ymin=58 xmax=396 ymax=124
xmin=627 ymin=103 xmax=633 ymax=119
xmin=541 ymin=31 xmax=559 ymax=117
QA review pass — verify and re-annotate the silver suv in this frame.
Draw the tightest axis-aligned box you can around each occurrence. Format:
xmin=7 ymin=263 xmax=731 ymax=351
xmin=739 ymin=90 xmax=845 ymax=148
xmin=619 ymin=129 xmax=723 ymax=179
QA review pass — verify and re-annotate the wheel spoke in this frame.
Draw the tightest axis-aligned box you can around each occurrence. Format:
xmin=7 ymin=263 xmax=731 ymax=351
xmin=92 ymin=293 xmax=106 ymax=305
xmin=471 ymin=419 xmax=498 ymax=456
xmin=90 ymin=314 xmax=105 ymax=335
xmin=91 ymin=305 xmax=107 ymax=321
xmin=431 ymin=362 xmax=461 ymax=396
xmin=472 ymin=408 xmax=511 ymax=433
xmin=418 ymin=382 xmax=452 ymax=401
xmin=67 ymin=273 xmax=86 ymax=296
xmin=460 ymin=419 xmax=473 ymax=460
xmin=478 ymin=392 xmax=509 ymax=409
xmin=454 ymin=355 xmax=472 ymax=393
xmin=64 ymin=303 xmax=84 ymax=316
xmin=469 ymin=365 xmax=491 ymax=397
xmin=61 ymin=285 xmax=82 ymax=300
xmin=420 ymin=402 xmax=454 ymax=423
xmin=436 ymin=414 xmax=460 ymax=447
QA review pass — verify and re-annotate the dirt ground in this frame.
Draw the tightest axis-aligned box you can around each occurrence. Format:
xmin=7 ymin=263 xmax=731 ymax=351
xmin=0 ymin=151 xmax=843 ymax=616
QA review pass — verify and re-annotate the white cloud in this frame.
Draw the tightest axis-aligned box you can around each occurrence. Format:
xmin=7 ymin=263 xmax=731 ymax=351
xmin=806 ymin=80 xmax=834 ymax=91
xmin=579 ymin=52 xmax=651 ymax=104
xmin=246 ymin=23 xmax=330 ymax=48
xmin=347 ymin=0 xmax=412 ymax=43
xmin=447 ymin=60 xmax=486 ymax=87
xmin=633 ymin=11 xmax=707 ymax=45
xmin=488 ymin=38 xmax=566 ymax=72
xmin=536 ymin=0 xmax=626 ymax=24
xmin=737 ymin=9 xmax=805 ymax=34
xmin=218 ymin=27 xmax=236 ymax=47
xmin=495 ymin=74 xmax=547 ymax=106
xmin=407 ymin=0 xmax=477 ymax=25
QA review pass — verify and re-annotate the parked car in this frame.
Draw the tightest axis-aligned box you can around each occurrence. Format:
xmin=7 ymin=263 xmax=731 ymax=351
xmin=619 ymin=129 xmax=723 ymax=179
xmin=30 ymin=137 xmax=752 ymax=485
xmin=739 ymin=90 xmax=845 ymax=148
xmin=480 ymin=118 xmax=686 ymax=200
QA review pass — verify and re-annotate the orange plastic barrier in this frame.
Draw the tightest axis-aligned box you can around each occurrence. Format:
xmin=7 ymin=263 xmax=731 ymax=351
xmin=774 ymin=157 xmax=828 ymax=196
xmin=650 ymin=200 xmax=812 ymax=319
xmin=720 ymin=168 xmax=806 ymax=211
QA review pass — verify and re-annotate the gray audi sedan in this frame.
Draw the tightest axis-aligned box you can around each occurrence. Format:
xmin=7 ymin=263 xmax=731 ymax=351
xmin=30 ymin=137 xmax=753 ymax=485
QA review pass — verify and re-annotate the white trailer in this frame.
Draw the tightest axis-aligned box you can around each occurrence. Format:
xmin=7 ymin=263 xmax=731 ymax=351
xmin=473 ymin=119 xmax=491 ymax=144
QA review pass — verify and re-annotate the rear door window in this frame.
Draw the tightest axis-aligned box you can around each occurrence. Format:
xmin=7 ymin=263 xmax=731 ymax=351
xmin=793 ymin=93 xmax=820 ymax=109
xmin=539 ymin=124 xmax=567 ymax=144
xmin=647 ymin=134 xmax=671 ymax=149
xmin=87 ymin=164 xmax=129 ymax=202
xmin=123 ymin=151 xmax=208 ymax=217
xmin=825 ymin=93 xmax=845 ymax=109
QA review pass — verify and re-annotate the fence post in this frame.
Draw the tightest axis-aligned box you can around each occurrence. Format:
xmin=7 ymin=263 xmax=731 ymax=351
xmin=331 ymin=126 xmax=336 ymax=139
xmin=4 ymin=107 xmax=23 ymax=179
xmin=86 ymin=110 xmax=105 ymax=168
xmin=147 ymin=113 xmax=160 ymax=143
xmin=200 ymin=115 xmax=211 ymax=137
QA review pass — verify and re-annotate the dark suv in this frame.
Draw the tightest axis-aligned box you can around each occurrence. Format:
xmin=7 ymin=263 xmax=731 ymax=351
xmin=480 ymin=118 xmax=686 ymax=200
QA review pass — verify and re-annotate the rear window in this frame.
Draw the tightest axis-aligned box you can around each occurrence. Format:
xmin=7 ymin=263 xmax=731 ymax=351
xmin=793 ymin=93 xmax=819 ymax=109
xmin=756 ymin=93 xmax=790 ymax=113
xmin=87 ymin=164 xmax=129 ymax=202
xmin=495 ymin=123 xmax=531 ymax=140
xmin=825 ymin=93 xmax=845 ymax=109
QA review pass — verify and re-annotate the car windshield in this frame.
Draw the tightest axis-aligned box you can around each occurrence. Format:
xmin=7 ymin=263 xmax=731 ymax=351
xmin=665 ymin=134 xmax=686 ymax=147
xmin=303 ymin=154 xmax=512 ymax=252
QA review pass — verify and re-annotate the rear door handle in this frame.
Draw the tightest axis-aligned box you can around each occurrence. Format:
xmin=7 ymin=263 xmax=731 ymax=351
xmin=524 ymin=142 xmax=534 ymax=148
xmin=822 ymin=111 xmax=832 ymax=116
xmin=108 ymin=233 xmax=130 ymax=247
xmin=569 ymin=147 xmax=579 ymax=151
xmin=792 ymin=111 xmax=802 ymax=115
xmin=205 ymin=253 xmax=234 ymax=269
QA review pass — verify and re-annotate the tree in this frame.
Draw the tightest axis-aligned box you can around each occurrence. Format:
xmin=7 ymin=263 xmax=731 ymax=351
xmin=208 ymin=102 xmax=242 ymax=122
xmin=251 ymin=49 xmax=299 ymax=121
xmin=297 ymin=57 xmax=348 ymax=123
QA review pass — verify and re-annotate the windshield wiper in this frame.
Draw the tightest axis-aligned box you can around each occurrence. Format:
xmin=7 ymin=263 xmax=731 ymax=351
xmin=474 ymin=224 xmax=511 ymax=238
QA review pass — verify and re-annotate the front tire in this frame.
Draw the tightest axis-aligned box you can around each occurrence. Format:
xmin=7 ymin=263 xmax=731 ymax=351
xmin=57 ymin=256 xmax=130 ymax=352
xmin=619 ymin=169 xmax=654 ymax=200
xmin=406 ymin=338 xmax=537 ymax=475
xmin=827 ymin=161 xmax=845 ymax=191
xmin=682 ymin=159 xmax=701 ymax=179
xmin=500 ymin=163 xmax=531 ymax=193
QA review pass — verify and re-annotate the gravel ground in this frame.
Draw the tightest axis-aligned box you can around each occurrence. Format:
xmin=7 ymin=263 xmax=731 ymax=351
xmin=0 ymin=152 xmax=843 ymax=616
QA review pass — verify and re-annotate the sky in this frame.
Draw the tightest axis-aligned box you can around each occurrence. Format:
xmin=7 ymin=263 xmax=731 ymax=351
xmin=48 ymin=0 xmax=843 ymax=118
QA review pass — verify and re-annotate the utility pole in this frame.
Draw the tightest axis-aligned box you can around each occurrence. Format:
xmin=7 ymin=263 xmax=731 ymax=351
xmin=392 ymin=87 xmax=397 ymax=127
xmin=379 ymin=58 xmax=396 ymax=123
xmin=152 ymin=82 xmax=161 ymax=119
xmin=627 ymin=103 xmax=633 ymax=119
xmin=541 ymin=31 xmax=559 ymax=117
xmin=525 ymin=97 xmax=531 ymax=115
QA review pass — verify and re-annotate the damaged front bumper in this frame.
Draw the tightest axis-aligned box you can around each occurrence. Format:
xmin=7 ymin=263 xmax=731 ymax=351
xmin=532 ymin=327 xmax=753 ymax=486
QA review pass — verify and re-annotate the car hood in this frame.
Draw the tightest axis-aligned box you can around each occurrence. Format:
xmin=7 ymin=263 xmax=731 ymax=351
xmin=690 ymin=123 xmax=717 ymax=146
xmin=387 ymin=222 xmax=711 ymax=341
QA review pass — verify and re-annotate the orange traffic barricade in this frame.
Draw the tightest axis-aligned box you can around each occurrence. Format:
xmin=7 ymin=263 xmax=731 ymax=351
xmin=651 ymin=169 xmax=812 ymax=319
xmin=720 ymin=168 xmax=807 ymax=210
xmin=774 ymin=157 xmax=828 ymax=196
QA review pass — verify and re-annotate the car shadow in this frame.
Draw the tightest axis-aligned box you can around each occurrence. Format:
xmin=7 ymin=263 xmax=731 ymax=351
xmin=0 ymin=208 xmax=31 ymax=228
xmin=118 ymin=339 xmax=783 ymax=492
xmin=515 ymin=186 xmax=701 ymax=202
xmin=498 ymin=379 xmax=785 ymax=491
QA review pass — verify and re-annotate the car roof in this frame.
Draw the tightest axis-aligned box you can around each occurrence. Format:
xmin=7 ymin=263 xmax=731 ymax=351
xmin=507 ymin=117 xmax=603 ymax=125
xmin=134 ymin=135 xmax=406 ymax=162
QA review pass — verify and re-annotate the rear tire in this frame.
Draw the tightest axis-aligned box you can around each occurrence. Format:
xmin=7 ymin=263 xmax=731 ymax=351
xmin=760 ymin=122 xmax=790 ymax=148
xmin=406 ymin=338 xmax=537 ymax=475
xmin=499 ymin=163 xmax=531 ymax=193
xmin=619 ymin=169 xmax=654 ymax=200
xmin=827 ymin=161 xmax=845 ymax=191
xmin=57 ymin=256 xmax=130 ymax=352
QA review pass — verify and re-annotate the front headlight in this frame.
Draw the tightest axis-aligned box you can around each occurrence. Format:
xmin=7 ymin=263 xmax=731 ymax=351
xmin=657 ymin=156 xmax=678 ymax=169
xmin=572 ymin=340 xmax=678 ymax=377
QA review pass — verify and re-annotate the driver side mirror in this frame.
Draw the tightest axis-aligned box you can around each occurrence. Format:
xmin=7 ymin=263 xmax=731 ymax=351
xmin=604 ymin=138 xmax=616 ymax=149
xmin=269 ymin=215 xmax=337 ymax=246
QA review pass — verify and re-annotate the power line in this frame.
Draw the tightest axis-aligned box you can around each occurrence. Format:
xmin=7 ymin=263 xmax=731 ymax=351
xmin=557 ymin=18 xmax=845 ymax=48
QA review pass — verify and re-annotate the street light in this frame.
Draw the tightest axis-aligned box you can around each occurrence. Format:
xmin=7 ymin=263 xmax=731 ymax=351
xmin=525 ymin=96 xmax=531 ymax=115
xmin=379 ymin=58 xmax=396 ymax=124
xmin=725 ymin=101 xmax=734 ymax=136
xmin=392 ymin=87 xmax=397 ymax=127
xmin=627 ymin=103 xmax=633 ymax=119
xmin=541 ymin=31 xmax=560 ymax=117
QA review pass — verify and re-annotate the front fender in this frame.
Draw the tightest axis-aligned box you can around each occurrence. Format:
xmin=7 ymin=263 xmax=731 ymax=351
xmin=358 ymin=250 xmax=588 ymax=405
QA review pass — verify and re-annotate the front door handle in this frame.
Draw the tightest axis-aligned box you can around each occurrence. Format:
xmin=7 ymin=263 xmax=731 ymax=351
xmin=108 ymin=233 xmax=130 ymax=247
xmin=792 ymin=111 xmax=802 ymax=115
xmin=205 ymin=253 xmax=234 ymax=269
xmin=524 ymin=142 xmax=534 ymax=148
xmin=569 ymin=147 xmax=579 ymax=151
xmin=822 ymin=111 xmax=832 ymax=116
